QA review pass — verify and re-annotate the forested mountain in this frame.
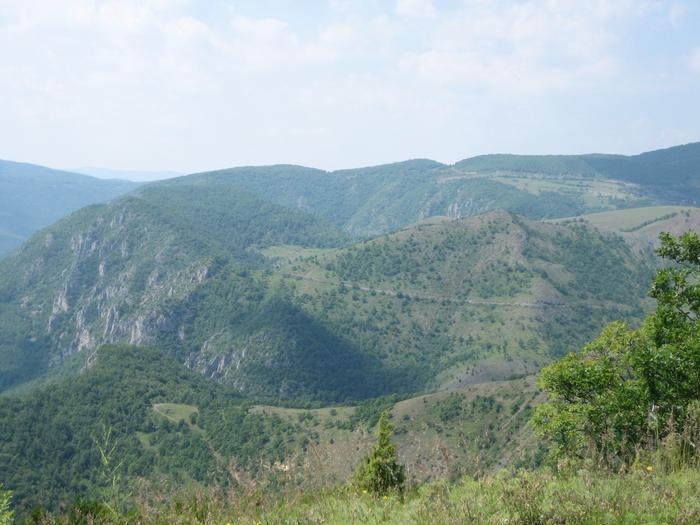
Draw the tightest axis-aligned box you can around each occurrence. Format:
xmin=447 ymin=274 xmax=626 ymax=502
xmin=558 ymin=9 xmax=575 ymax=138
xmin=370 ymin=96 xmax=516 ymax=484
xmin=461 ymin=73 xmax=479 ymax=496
xmin=0 ymin=178 xmax=657 ymax=402
xmin=264 ymin=211 xmax=656 ymax=395
xmin=166 ymin=142 xmax=700 ymax=237
xmin=0 ymin=183 xmax=347 ymax=392
xmin=0 ymin=160 xmax=139 ymax=257
xmin=164 ymin=161 xmax=629 ymax=238
xmin=3 ymin=141 xmax=698 ymax=259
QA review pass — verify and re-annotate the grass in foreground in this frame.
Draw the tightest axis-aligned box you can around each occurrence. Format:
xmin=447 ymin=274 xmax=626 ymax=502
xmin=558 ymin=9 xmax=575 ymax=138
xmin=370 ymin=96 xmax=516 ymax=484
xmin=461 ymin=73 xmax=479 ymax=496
xmin=32 ymin=467 xmax=700 ymax=524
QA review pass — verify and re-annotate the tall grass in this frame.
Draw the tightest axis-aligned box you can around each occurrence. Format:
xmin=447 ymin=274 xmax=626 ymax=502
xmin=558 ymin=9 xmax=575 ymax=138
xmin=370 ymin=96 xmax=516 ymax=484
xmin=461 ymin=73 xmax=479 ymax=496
xmin=29 ymin=466 xmax=700 ymax=525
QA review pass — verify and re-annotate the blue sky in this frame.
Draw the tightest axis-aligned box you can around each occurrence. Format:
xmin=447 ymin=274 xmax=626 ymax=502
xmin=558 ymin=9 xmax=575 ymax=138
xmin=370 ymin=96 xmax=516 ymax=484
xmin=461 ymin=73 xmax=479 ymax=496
xmin=1 ymin=0 xmax=699 ymax=174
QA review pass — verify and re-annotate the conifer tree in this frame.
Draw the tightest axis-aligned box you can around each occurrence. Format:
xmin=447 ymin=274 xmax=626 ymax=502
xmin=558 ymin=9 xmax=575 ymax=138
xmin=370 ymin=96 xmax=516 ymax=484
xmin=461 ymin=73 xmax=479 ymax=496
xmin=353 ymin=411 xmax=405 ymax=494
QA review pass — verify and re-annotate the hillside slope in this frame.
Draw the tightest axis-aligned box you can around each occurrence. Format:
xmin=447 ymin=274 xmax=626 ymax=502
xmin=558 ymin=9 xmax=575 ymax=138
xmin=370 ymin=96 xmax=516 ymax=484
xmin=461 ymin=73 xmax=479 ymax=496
xmin=553 ymin=205 xmax=700 ymax=249
xmin=0 ymin=160 xmax=139 ymax=256
xmin=0 ymin=183 xmax=348 ymax=393
xmin=0 ymin=194 xmax=657 ymax=402
xmin=255 ymin=211 xmax=657 ymax=396
xmin=0 ymin=344 xmax=541 ymax=516
xmin=168 ymin=162 xmax=640 ymax=238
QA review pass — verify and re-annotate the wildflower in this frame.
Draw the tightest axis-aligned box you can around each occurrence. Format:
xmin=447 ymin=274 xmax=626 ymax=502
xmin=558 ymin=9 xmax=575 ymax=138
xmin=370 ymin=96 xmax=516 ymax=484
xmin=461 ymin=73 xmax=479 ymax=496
xmin=362 ymin=489 xmax=368 ymax=495
xmin=646 ymin=465 xmax=653 ymax=472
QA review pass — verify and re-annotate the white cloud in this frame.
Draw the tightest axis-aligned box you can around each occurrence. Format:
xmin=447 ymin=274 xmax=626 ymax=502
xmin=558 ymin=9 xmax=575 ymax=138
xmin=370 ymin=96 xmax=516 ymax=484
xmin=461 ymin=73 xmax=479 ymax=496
xmin=668 ymin=2 xmax=688 ymax=26
xmin=396 ymin=0 xmax=435 ymax=18
xmin=690 ymin=48 xmax=700 ymax=72
xmin=397 ymin=1 xmax=631 ymax=93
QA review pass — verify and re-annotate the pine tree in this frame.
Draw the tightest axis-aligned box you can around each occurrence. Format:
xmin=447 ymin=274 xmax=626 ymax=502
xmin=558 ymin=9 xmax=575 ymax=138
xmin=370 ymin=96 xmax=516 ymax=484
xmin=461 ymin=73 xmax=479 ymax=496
xmin=353 ymin=411 xmax=405 ymax=494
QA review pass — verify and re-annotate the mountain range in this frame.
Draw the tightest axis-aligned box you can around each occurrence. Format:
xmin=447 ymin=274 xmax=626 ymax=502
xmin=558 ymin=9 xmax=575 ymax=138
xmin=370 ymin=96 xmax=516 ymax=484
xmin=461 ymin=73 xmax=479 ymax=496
xmin=0 ymin=179 xmax=657 ymax=399
xmin=3 ymin=142 xmax=698 ymax=258
xmin=1 ymin=141 xmax=700 ymax=513
xmin=0 ymin=160 xmax=138 ymax=256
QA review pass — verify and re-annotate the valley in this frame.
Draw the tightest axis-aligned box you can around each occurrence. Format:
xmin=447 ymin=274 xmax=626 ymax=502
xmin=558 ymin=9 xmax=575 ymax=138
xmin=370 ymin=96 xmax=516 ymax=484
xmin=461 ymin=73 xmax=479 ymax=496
xmin=3 ymin=4 xmax=700 ymax=520
xmin=1 ymin=143 xmax=700 ymax=519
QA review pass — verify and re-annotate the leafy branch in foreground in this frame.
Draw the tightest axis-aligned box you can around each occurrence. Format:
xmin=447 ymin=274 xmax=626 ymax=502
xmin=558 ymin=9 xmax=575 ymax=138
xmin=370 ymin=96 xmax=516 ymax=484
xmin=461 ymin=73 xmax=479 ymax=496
xmin=92 ymin=424 xmax=128 ymax=516
xmin=534 ymin=231 xmax=700 ymax=468
xmin=0 ymin=485 xmax=12 ymax=525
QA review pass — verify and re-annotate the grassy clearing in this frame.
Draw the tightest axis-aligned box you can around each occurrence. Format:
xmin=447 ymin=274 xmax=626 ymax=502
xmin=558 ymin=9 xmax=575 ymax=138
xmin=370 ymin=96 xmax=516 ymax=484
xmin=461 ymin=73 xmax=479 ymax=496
xmin=152 ymin=403 xmax=198 ymax=423
xmin=556 ymin=206 xmax=699 ymax=231
xmin=490 ymin=174 xmax=646 ymax=210
xmin=552 ymin=206 xmax=700 ymax=251
xmin=260 ymin=245 xmax=335 ymax=264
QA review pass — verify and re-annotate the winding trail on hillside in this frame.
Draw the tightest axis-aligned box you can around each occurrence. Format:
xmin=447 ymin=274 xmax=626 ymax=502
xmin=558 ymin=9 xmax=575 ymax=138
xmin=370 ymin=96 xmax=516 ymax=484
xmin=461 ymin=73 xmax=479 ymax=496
xmin=282 ymin=273 xmax=565 ymax=309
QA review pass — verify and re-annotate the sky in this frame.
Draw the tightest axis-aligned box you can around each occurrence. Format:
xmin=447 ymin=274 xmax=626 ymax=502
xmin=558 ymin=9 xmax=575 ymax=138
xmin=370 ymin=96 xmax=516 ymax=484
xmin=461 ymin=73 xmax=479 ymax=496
xmin=1 ymin=0 xmax=699 ymax=175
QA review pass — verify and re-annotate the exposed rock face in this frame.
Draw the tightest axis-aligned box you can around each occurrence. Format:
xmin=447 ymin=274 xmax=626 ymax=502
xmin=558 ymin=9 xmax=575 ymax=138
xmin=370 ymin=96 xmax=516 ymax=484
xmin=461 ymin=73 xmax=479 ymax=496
xmin=0 ymin=181 xmax=351 ymax=396
xmin=4 ymin=199 xmax=214 ymax=375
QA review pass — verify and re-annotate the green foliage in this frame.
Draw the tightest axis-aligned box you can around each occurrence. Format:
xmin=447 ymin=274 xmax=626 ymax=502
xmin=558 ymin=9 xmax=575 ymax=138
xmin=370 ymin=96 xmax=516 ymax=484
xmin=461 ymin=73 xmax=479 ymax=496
xmin=533 ymin=322 xmax=650 ymax=465
xmin=352 ymin=412 xmax=405 ymax=495
xmin=339 ymin=395 xmax=401 ymax=430
xmin=0 ymin=485 xmax=12 ymax=525
xmin=534 ymin=231 xmax=700 ymax=468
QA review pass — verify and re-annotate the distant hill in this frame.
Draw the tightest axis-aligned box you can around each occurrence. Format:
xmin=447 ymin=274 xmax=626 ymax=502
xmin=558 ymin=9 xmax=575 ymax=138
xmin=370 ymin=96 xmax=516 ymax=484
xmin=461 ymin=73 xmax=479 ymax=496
xmin=0 ymin=160 xmax=139 ymax=256
xmin=73 ymin=166 xmax=183 ymax=182
xmin=171 ymin=143 xmax=700 ymax=237
xmin=168 ymin=161 xmax=614 ymax=237
xmin=3 ymin=142 xmax=698 ymax=256
xmin=457 ymin=142 xmax=700 ymax=203
xmin=262 ymin=211 xmax=657 ymax=396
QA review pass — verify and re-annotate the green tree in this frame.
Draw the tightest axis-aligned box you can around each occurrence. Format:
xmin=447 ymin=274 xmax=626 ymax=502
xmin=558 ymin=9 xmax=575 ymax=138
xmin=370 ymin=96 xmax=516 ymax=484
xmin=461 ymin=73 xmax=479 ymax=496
xmin=0 ymin=485 xmax=12 ymax=525
xmin=534 ymin=232 xmax=700 ymax=468
xmin=533 ymin=321 xmax=650 ymax=466
xmin=353 ymin=412 xmax=405 ymax=494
